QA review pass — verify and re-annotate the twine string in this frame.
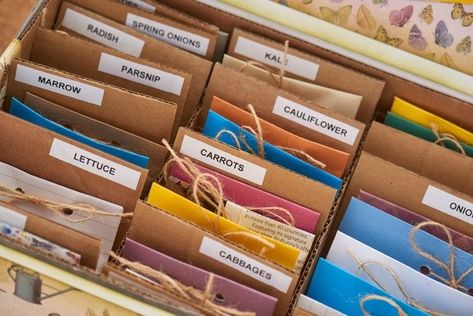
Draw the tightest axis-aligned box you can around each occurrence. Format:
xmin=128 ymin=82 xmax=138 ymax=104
xmin=360 ymin=295 xmax=408 ymax=316
xmin=110 ymin=252 xmax=255 ymax=316
xmin=431 ymin=123 xmax=466 ymax=155
xmin=0 ymin=185 xmax=132 ymax=223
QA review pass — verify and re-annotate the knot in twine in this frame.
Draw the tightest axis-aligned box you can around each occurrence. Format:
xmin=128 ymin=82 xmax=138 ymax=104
xmin=110 ymin=252 xmax=255 ymax=316
xmin=161 ymin=140 xmax=282 ymax=254
xmin=409 ymin=221 xmax=473 ymax=293
xmin=0 ymin=185 xmax=132 ymax=223
xmin=431 ymin=123 xmax=466 ymax=156
xmin=349 ymin=251 xmax=446 ymax=316
xmin=240 ymin=40 xmax=289 ymax=88
xmin=215 ymin=104 xmax=326 ymax=170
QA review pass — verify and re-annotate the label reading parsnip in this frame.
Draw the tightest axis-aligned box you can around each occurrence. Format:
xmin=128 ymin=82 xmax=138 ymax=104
xmin=15 ymin=64 xmax=104 ymax=106
xmin=49 ymin=139 xmax=141 ymax=190
xmin=61 ymin=8 xmax=145 ymax=57
xmin=119 ymin=0 xmax=155 ymax=12
xmin=233 ymin=36 xmax=319 ymax=80
xmin=199 ymin=236 xmax=292 ymax=293
xmin=422 ymin=185 xmax=473 ymax=225
xmin=125 ymin=13 xmax=209 ymax=56
xmin=273 ymin=96 xmax=359 ymax=145
xmin=98 ymin=53 xmax=184 ymax=95
xmin=179 ymin=135 xmax=267 ymax=185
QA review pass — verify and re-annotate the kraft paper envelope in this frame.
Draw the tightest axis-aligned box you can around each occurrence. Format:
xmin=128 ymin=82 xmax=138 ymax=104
xmin=297 ymin=295 xmax=346 ymax=316
xmin=54 ymin=1 xmax=212 ymax=127
xmin=203 ymin=110 xmax=342 ymax=189
xmin=122 ymin=238 xmax=277 ymax=316
xmin=340 ymin=152 xmax=473 ymax=239
xmin=363 ymin=122 xmax=473 ymax=197
xmin=358 ymin=190 xmax=473 ymax=255
xmin=65 ymin=0 xmax=217 ymax=59
xmin=147 ymin=183 xmax=300 ymax=270
xmin=23 ymin=92 xmax=168 ymax=193
xmin=328 ymin=231 xmax=473 ymax=316
xmin=31 ymin=27 xmax=191 ymax=117
xmin=200 ymin=63 xmax=365 ymax=164
xmin=391 ymin=97 xmax=473 ymax=146
xmin=128 ymin=200 xmax=299 ymax=316
xmin=170 ymin=162 xmax=320 ymax=234
xmin=0 ymin=201 xmax=101 ymax=269
xmin=0 ymin=161 xmax=123 ymax=270
xmin=222 ymin=54 xmax=362 ymax=119
xmin=173 ymin=128 xmax=336 ymax=236
xmin=384 ymin=112 xmax=473 ymax=157
xmin=226 ymin=28 xmax=385 ymax=124
xmin=307 ymin=259 xmax=427 ymax=316
xmin=339 ymin=197 xmax=473 ymax=290
xmin=6 ymin=58 xmax=176 ymax=144
xmin=10 ymin=97 xmax=149 ymax=168
xmin=210 ymin=96 xmax=350 ymax=177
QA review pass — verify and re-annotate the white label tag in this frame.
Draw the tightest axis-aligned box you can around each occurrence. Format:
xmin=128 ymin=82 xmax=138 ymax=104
xmin=98 ymin=53 xmax=184 ymax=96
xmin=273 ymin=96 xmax=359 ymax=145
xmin=0 ymin=206 xmax=27 ymax=230
xmin=234 ymin=36 xmax=319 ymax=80
xmin=422 ymin=185 xmax=473 ymax=226
xmin=61 ymin=8 xmax=145 ymax=57
xmin=119 ymin=0 xmax=155 ymax=12
xmin=179 ymin=135 xmax=267 ymax=185
xmin=125 ymin=13 xmax=210 ymax=56
xmin=199 ymin=236 xmax=292 ymax=293
xmin=49 ymin=138 xmax=141 ymax=190
xmin=15 ymin=64 xmax=104 ymax=106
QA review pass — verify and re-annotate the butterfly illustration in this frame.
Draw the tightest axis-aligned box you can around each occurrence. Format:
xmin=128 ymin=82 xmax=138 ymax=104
xmin=451 ymin=3 xmax=473 ymax=27
xmin=408 ymin=24 xmax=427 ymax=51
xmin=375 ymin=25 xmax=403 ymax=47
xmin=423 ymin=53 xmax=436 ymax=61
xmin=357 ymin=4 xmax=376 ymax=31
xmin=302 ymin=0 xmax=313 ymax=4
xmin=389 ymin=5 xmax=413 ymax=27
xmin=440 ymin=52 xmax=457 ymax=69
xmin=457 ymin=36 xmax=472 ymax=55
xmin=320 ymin=5 xmax=352 ymax=26
xmin=373 ymin=0 xmax=388 ymax=6
xmin=419 ymin=5 xmax=433 ymax=25
xmin=435 ymin=20 xmax=454 ymax=48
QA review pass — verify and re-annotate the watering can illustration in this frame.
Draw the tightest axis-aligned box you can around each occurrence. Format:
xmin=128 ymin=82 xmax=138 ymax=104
xmin=8 ymin=264 xmax=75 ymax=304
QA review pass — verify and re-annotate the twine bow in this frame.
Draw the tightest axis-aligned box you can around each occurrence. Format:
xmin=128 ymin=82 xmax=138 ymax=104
xmin=0 ymin=184 xmax=132 ymax=223
xmin=431 ymin=123 xmax=466 ymax=156
xmin=110 ymin=252 xmax=255 ymax=316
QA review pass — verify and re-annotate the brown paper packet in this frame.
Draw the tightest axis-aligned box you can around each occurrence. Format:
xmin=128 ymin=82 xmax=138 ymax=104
xmin=53 ymin=1 xmax=212 ymax=128
xmin=227 ymin=28 xmax=385 ymax=124
xmin=173 ymin=127 xmax=336 ymax=236
xmin=364 ymin=121 xmax=473 ymax=197
xmin=6 ymin=58 xmax=176 ymax=144
xmin=129 ymin=200 xmax=299 ymax=316
xmin=200 ymin=63 xmax=366 ymax=170
xmin=23 ymin=92 xmax=167 ymax=194
xmin=0 ymin=201 xmax=101 ymax=269
xmin=338 ymin=151 xmax=473 ymax=239
xmin=0 ymin=111 xmax=148 ymax=249
xmin=65 ymin=0 xmax=217 ymax=60
xmin=30 ymin=27 xmax=191 ymax=116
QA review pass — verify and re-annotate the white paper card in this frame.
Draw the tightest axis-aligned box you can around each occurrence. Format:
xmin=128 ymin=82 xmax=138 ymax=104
xmin=0 ymin=205 xmax=27 ymax=230
xmin=327 ymin=231 xmax=473 ymax=316
xmin=234 ymin=36 xmax=319 ymax=80
xmin=98 ymin=53 xmax=184 ymax=96
xmin=297 ymin=295 xmax=346 ymax=316
xmin=179 ymin=135 xmax=267 ymax=185
xmin=199 ymin=236 xmax=292 ymax=293
xmin=0 ymin=161 xmax=124 ymax=270
xmin=61 ymin=8 xmax=145 ymax=57
xmin=119 ymin=0 xmax=155 ymax=13
xmin=49 ymin=138 xmax=141 ymax=190
xmin=272 ymin=96 xmax=359 ymax=145
xmin=15 ymin=64 xmax=104 ymax=106
xmin=422 ymin=185 xmax=473 ymax=226
xmin=225 ymin=201 xmax=313 ymax=272
xmin=125 ymin=13 xmax=209 ymax=56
